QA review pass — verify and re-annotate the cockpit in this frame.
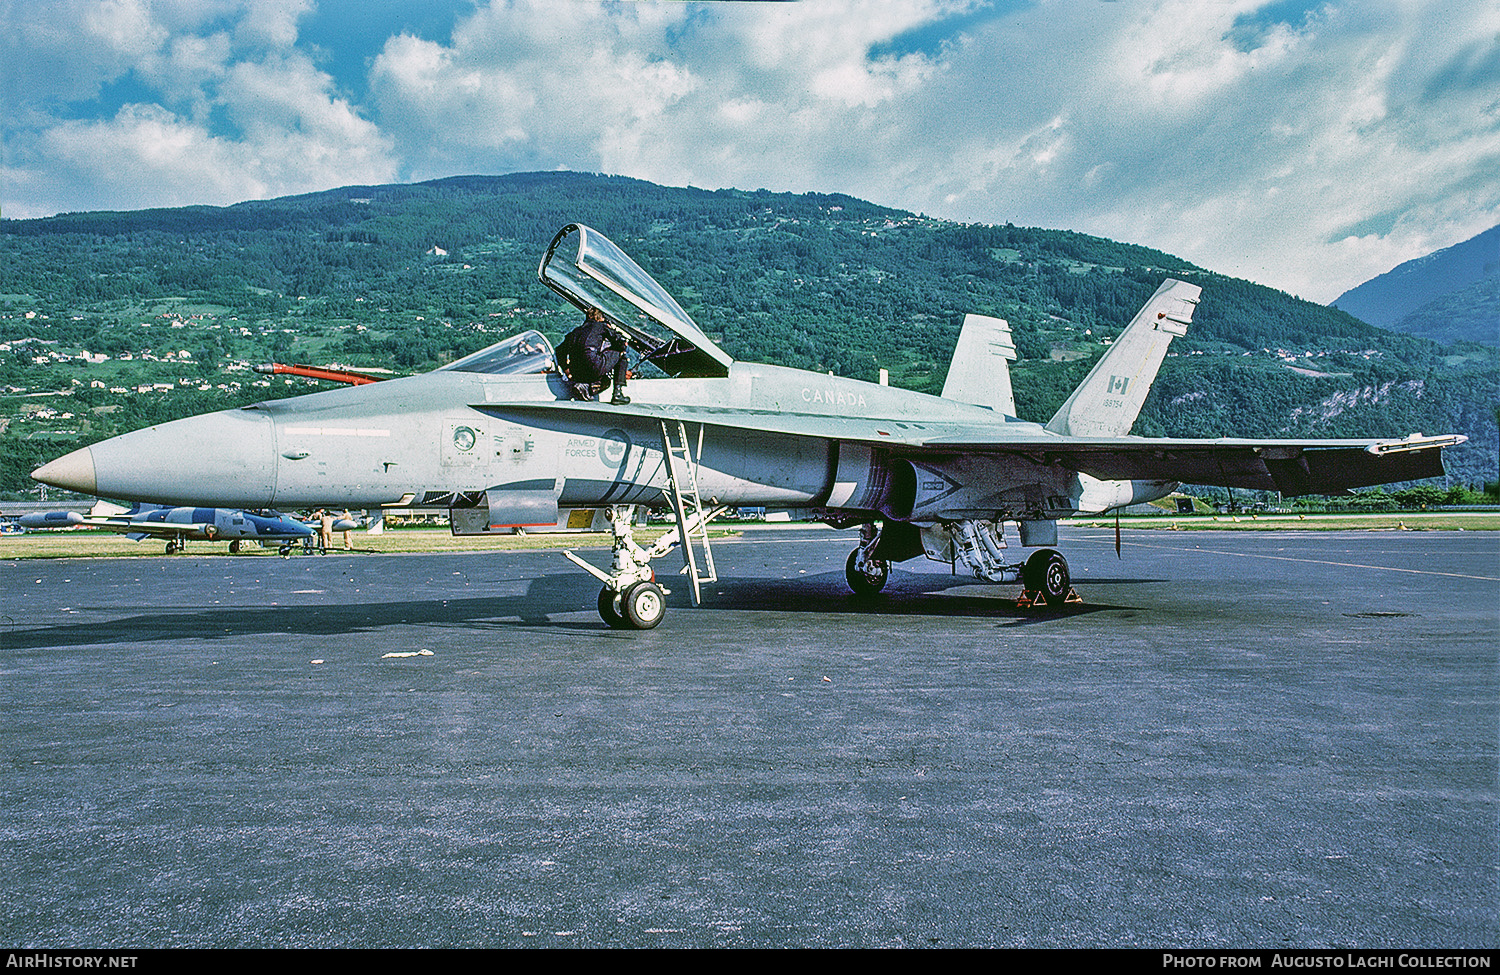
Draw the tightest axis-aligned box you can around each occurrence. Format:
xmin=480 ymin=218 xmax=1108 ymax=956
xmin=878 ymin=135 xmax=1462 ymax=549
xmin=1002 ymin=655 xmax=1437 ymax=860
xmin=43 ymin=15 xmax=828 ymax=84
xmin=436 ymin=329 xmax=556 ymax=376
xmin=538 ymin=224 xmax=734 ymax=378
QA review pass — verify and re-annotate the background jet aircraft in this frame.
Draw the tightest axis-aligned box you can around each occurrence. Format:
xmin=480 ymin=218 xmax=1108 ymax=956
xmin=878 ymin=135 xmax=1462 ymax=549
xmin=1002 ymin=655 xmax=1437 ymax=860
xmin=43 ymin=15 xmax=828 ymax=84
xmin=32 ymin=224 xmax=1464 ymax=627
xmin=19 ymin=503 xmax=327 ymax=555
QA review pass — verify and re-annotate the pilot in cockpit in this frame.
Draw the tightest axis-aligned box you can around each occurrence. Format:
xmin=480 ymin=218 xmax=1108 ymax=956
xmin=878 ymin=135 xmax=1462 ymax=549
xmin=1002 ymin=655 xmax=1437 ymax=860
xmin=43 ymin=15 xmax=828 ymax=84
xmin=558 ymin=307 xmax=631 ymax=405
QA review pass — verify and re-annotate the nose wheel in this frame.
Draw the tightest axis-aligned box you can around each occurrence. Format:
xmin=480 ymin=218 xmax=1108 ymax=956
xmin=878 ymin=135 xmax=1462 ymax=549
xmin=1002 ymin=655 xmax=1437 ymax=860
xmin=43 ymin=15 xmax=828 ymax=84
xmin=598 ymin=580 xmax=665 ymax=630
xmin=621 ymin=580 xmax=665 ymax=629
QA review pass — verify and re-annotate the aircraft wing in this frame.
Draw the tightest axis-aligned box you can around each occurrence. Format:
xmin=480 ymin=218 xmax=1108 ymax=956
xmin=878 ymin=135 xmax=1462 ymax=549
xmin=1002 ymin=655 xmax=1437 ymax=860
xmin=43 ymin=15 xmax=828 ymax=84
xmin=488 ymin=401 xmax=1463 ymax=496
xmin=97 ymin=516 xmax=209 ymax=539
xmin=486 ymin=401 xmax=944 ymax=446
xmin=943 ymin=434 xmax=1464 ymax=494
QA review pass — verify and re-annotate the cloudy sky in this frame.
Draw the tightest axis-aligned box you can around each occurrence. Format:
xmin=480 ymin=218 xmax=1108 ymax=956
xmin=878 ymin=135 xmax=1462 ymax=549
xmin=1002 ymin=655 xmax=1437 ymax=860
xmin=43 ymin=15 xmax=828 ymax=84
xmin=3 ymin=0 xmax=1497 ymax=302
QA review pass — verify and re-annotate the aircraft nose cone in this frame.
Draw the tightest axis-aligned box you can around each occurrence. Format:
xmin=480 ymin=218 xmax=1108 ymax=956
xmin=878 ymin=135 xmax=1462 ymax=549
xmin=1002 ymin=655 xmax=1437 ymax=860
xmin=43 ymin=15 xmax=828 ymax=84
xmin=45 ymin=408 xmax=277 ymax=506
xmin=31 ymin=447 xmax=97 ymax=495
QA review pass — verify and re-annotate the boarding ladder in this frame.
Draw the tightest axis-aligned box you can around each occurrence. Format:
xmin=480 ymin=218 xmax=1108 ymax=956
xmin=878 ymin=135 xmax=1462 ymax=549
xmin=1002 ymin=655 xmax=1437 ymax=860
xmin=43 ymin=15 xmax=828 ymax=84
xmin=659 ymin=419 xmax=718 ymax=606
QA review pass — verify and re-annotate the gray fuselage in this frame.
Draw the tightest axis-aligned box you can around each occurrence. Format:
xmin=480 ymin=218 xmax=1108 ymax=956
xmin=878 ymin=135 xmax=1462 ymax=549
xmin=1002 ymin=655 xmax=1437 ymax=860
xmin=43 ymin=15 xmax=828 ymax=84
xmin=66 ymin=362 xmax=1073 ymax=521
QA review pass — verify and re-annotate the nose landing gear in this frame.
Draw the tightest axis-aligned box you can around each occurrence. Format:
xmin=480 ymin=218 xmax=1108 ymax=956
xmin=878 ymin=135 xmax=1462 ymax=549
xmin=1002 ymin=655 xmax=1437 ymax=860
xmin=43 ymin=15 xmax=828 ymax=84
xmin=569 ymin=504 xmax=703 ymax=630
xmin=597 ymin=577 xmax=666 ymax=630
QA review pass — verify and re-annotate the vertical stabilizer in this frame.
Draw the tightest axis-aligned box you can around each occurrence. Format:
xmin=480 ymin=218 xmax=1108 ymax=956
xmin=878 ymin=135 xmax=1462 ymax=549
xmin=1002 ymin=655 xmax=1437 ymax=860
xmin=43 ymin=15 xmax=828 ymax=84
xmin=942 ymin=314 xmax=1018 ymax=416
xmin=1045 ymin=279 xmax=1201 ymax=437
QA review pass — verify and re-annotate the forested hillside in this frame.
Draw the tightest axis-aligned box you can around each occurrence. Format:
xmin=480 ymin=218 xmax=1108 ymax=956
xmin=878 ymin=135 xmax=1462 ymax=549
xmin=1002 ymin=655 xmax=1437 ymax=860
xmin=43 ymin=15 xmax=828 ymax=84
xmin=3 ymin=172 xmax=1496 ymax=495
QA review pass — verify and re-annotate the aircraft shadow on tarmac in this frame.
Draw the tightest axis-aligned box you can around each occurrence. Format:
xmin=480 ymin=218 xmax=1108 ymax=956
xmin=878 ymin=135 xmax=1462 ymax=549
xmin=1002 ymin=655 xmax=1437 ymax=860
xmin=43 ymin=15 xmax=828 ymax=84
xmin=0 ymin=570 xmax=1155 ymax=651
xmin=693 ymin=569 xmax=1148 ymax=626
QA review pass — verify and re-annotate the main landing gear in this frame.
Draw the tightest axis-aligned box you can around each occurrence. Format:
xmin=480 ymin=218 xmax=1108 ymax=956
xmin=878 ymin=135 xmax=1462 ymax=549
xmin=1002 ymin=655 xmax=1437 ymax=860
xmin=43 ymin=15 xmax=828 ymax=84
xmin=845 ymin=522 xmax=890 ymax=595
xmin=840 ymin=519 xmax=1078 ymax=608
xmin=1019 ymin=548 xmax=1074 ymax=608
xmin=277 ymin=537 xmax=316 ymax=558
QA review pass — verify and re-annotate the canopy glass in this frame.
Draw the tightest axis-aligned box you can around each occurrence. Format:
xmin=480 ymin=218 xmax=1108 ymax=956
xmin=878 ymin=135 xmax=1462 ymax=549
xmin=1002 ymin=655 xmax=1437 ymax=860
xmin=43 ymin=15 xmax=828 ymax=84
xmin=437 ymin=329 xmax=555 ymax=376
xmin=538 ymin=224 xmax=733 ymax=378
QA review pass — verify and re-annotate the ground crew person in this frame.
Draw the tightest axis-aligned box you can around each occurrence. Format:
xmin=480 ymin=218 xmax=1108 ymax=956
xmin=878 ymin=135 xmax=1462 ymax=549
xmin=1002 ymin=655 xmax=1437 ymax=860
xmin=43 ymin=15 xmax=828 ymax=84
xmin=558 ymin=307 xmax=630 ymax=404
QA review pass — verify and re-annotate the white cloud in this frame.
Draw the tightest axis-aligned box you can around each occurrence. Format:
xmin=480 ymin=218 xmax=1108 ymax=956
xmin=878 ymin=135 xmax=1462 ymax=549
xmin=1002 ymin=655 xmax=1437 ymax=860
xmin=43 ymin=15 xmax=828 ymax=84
xmin=1 ymin=0 xmax=164 ymax=107
xmin=16 ymin=90 xmax=392 ymax=215
xmin=2 ymin=0 xmax=396 ymax=217
xmin=871 ymin=0 xmax=1500 ymax=301
xmin=366 ymin=0 xmax=966 ymax=185
xmin=230 ymin=0 xmax=314 ymax=50
xmin=32 ymin=104 xmax=271 ymax=210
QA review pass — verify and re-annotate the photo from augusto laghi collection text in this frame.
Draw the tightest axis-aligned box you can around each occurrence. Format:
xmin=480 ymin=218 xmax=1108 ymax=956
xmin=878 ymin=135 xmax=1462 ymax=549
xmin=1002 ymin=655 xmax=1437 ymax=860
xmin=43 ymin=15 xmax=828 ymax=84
xmin=1162 ymin=955 xmax=1494 ymax=969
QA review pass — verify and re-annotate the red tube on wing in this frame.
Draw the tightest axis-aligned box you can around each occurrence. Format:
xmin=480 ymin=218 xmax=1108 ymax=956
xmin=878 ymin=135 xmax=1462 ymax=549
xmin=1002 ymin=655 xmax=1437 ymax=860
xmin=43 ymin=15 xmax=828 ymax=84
xmin=253 ymin=363 xmax=386 ymax=385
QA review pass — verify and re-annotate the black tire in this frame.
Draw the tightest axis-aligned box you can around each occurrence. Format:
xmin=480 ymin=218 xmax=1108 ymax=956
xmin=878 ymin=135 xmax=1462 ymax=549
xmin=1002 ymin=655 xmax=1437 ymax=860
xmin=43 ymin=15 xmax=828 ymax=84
xmin=845 ymin=549 xmax=889 ymax=595
xmin=1024 ymin=549 xmax=1070 ymax=606
xmin=229 ymin=540 xmax=242 ymax=554
xmin=621 ymin=581 xmax=665 ymax=630
xmin=598 ymin=586 xmax=625 ymax=628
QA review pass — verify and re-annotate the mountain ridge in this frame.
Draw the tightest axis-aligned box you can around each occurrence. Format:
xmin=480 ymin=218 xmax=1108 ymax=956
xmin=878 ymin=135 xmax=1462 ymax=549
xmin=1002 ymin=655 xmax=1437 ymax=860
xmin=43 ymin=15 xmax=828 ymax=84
xmin=1332 ymin=224 xmax=1499 ymax=345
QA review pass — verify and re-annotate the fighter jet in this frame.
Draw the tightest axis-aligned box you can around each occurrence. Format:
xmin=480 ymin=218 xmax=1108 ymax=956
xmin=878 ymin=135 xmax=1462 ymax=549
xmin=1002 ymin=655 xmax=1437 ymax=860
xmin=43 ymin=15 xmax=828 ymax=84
xmin=32 ymin=224 xmax=1464 ymax=627
xmin=19 ymin=503 xmax=325 ymax=555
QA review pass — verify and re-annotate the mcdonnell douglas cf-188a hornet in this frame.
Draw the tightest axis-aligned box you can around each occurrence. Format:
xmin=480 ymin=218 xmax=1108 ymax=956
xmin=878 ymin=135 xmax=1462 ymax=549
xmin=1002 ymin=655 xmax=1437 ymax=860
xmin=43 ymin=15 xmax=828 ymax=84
xmin=33 ymin=224 xmax=1464 ymax=628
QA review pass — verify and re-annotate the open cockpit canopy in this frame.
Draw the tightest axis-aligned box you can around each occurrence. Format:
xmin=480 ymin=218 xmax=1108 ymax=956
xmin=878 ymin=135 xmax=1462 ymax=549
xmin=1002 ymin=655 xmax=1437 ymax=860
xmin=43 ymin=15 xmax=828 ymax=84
xmin=539 ymin=223 xmax=733 ymax=378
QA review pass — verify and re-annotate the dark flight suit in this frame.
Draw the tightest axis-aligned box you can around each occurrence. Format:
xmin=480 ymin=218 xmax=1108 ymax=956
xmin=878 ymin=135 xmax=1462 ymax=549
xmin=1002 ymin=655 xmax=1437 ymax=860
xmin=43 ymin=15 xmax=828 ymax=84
xmin=559 ymin=318 xmax=629 ymax=403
